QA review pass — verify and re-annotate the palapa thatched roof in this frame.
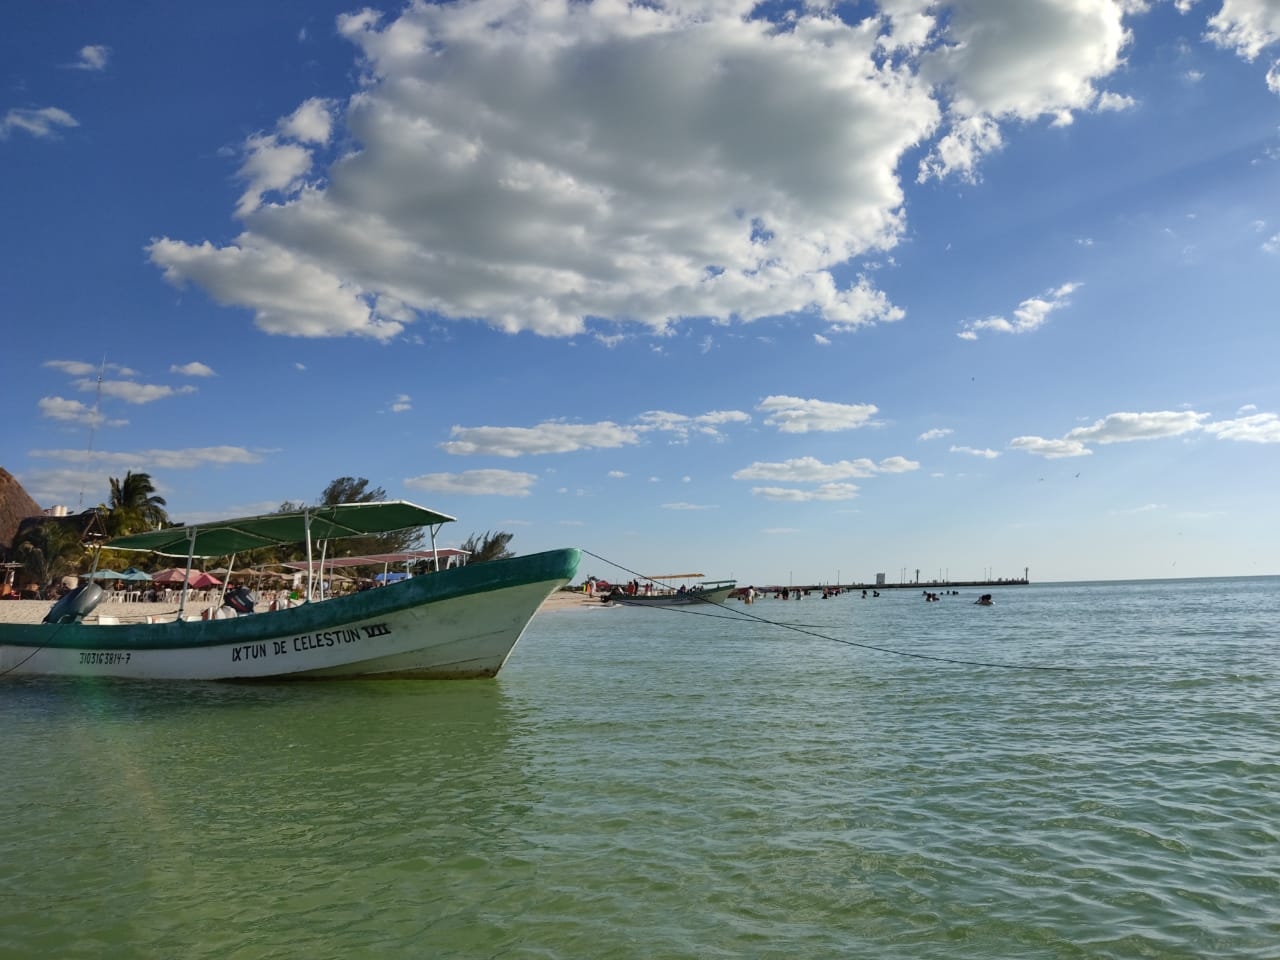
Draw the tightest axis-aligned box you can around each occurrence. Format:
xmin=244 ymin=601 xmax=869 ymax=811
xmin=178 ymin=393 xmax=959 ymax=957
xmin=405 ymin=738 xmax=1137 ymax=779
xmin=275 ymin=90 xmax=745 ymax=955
xmin=0 ymin=467 xmax=44 ymax=554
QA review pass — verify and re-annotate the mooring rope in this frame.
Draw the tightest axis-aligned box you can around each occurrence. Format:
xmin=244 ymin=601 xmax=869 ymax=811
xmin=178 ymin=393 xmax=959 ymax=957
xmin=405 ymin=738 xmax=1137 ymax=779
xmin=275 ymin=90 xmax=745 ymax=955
xmin=581 ymin=549 xmax=1074 ymax=672
xmin=0 ymin=616 xmax=66 ymax=678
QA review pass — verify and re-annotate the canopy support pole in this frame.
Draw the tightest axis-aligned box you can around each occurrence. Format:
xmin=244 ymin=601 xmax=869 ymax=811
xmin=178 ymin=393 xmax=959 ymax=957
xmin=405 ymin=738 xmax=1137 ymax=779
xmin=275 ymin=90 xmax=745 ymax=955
xmin=216 ymin=554 xmax=236 ymax=608
xmin=177 ymin=528 xmax=197 ymax=621
xmin=316 ymin=540 xmax=330 ymax=600
xmin=303 ymin=510 xmax=314 ymax=603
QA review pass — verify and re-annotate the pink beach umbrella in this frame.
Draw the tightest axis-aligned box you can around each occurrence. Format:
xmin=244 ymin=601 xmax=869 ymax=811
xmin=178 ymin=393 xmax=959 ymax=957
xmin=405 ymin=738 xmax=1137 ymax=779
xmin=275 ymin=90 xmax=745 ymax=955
xmin=151 ymin=568 xmax=222 ymax=588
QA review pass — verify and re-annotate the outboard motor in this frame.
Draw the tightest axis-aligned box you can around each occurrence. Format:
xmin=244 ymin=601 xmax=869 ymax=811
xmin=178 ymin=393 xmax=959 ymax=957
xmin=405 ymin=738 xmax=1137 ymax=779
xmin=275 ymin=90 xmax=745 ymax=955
xmin=224 ymin=585 xmax=256 ymax=615
xmin=43 ymin=583 xmax=106 ymax=624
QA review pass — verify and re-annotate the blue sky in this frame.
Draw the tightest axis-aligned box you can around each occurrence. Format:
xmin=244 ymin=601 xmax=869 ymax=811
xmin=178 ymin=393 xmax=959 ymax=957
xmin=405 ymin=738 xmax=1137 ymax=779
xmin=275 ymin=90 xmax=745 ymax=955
xmin=4 ymin=0 xmax=1279 ymax=585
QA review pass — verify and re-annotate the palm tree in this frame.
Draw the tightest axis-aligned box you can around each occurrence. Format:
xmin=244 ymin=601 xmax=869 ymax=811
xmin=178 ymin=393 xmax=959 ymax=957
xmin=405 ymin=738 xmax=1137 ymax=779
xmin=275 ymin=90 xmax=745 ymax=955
xmin=315 ymin=477 xmax=422 ymax=558
xmin=319 ymin=477 xmax=386 ymax=506
xmin=103 ymin=471 xmax=169 ymax=537
xmin=14 ymin=521 xmax=85 ymax=597
xmin=458 ymin=531 xmax=515 ymax=564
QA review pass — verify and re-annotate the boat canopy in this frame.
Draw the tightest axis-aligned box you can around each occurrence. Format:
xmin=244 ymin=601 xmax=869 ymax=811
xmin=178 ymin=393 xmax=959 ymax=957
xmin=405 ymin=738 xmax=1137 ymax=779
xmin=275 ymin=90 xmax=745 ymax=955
xmin=281 ymin=549 xmax=470 ymax=571
xmin=104 ymin=501 xmax=456 ymax=558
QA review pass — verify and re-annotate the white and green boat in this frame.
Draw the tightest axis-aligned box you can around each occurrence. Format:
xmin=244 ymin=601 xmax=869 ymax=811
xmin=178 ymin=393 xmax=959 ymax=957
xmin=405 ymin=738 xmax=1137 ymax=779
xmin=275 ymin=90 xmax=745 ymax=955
xmin=603 ymin=574 xmax=736 ymax=606
xmin=0 ymin=501 xmax=579 ymax=681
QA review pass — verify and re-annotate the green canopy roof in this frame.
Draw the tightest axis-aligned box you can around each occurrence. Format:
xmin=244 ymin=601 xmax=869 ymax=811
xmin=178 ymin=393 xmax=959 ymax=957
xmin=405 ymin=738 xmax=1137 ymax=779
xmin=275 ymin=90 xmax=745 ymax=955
xmin=105 ymin=501 xmax=456 ymax=559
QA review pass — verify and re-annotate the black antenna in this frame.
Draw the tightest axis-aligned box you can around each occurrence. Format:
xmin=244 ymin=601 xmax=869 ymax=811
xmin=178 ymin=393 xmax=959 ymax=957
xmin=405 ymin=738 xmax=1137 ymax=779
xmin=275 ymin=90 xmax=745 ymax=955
xmin=78 ymin=356 xmax=106 ymax=510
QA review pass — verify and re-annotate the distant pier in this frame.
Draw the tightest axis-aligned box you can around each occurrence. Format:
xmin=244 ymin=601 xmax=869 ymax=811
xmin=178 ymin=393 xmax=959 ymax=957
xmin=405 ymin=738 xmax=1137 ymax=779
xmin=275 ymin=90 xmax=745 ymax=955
xmin=753 ymin=578 xmax=1030 ymax=593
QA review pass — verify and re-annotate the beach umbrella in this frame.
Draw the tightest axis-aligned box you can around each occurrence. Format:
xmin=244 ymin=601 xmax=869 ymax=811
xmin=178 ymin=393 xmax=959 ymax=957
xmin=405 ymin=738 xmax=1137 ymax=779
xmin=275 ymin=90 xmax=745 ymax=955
xmin=151 ymin=568 xmax=192 ymax=584
xmin=120 ymin=567 xmax=154 ymax=581
xmin=87 ymin=569 xmax=126 ymax=581
xmin=249 ymin=568 xmax=289 ymax=581
xmin=188 ymin=571 xmax=222 ymax=589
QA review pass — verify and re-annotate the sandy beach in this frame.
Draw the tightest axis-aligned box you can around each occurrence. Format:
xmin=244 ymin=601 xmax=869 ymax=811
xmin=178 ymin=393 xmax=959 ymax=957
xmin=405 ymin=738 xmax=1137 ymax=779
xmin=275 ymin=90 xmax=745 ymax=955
xmin=0 ymin=587 xmax=600 ymax=625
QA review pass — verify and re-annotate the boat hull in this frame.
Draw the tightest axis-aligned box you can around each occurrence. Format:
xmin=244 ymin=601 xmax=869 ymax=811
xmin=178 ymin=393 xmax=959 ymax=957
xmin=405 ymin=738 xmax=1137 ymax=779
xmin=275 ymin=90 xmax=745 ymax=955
xmin=607 ymin=585 xmax=736 ymax=607
xmin=0 ymin=548 xmax=580 ymax=681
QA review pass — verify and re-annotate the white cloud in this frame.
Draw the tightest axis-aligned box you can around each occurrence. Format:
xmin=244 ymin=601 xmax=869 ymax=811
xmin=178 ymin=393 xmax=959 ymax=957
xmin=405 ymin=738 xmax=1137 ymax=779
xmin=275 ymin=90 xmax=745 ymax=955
xmin=694 ymin=409 xmax=752 ymax=427
xmin=138 ymin=2 xmax=1193 ymax=340
xmin=149 ymin=237 xmax=397 ymax=340
xmin=44 ymin=359 xmax=137 ymax=377
xmin=37 ymin=397 xmax=126 ymax=428
xmin=1066 ymin=410 xmax=1208 ymax=444
xmin=1 ymin=106 xmax=78 ymax=139
xmin=1263 ymin=232 xmax=1280 ymax=253
xmin=281 ymin=98 xmax=334 ymax=144
xmin=876 ymin=455 xmax=920 ymax=473
xmin=661 ymin=502 xmax=717 ymax=510
xmin=635 ymin=408 xmax=751 ymax=442
xmin=170 ymin=361 xmax=216 ymax=377
xmin=440 ymin=408 xmax=750 ymax=459
xmin=75 ymin=378 xmax=196 ymax=405
xmin=607 ymin=470 xmax=627 ymax=479
xmin=918 ymin=114 xmax=1002 ymax=183
xmin=45 ymin=359 xmax=100 ymax=377
xmin=148 ymin=2 xmax=949 ymax=339
xmin=226 ymin=100 xmax=337 ymax=220
xmin=441 ymin=421 xmax=641 ymax=457
xmin=405 ymin=468 xmax=537 ymax=496
xmin=919 ymin=427 xmax=953 ymax=441
xmin=959 ymin=282 xmax=1080 ymax=339
xmin=234 ymin=134 xmax=316 ymax=218
xmin=917 ymin=0 xmax=1132 ymax=179
xmin=878 ymin=0 xmax=937 ymax=51
xmin=19 ymin=468 xmax=118 ymax=509
xmin=1206 ymin=0 xmax=1280 ymax=60
xmin=757 ymin=396 xmax=879 ymax=433
xmin=30 ymin=446 xmax=262 ymax=468
xmin=949 ymin=445 xmax=1000 ymax=459
xmin=751 ymin=483 xmax=861 ymax=502
xmin=37 ymin=396 xmax=93 ymax=424
xmin=1203 ymin=412 xmax=1280 ymax=443
xmin=734 ymin=456 xmax=880 ymax=483
xmin=1096 ymin=90 xmax=1137 ymax=111
xmin=735 ymin=454 xmax=916 ymax=489
xmin=1013 ymin=407 xmax=1280 ymax=456
xmin=72 ymin=45 xmax=110 ymax=71
xmin=1111 ymin=503 xmax=1165 ymax=515
xmin=1008 ymin=436 xmax=1092 ymax=459
xmin=390 ymin=393 xmax=412 ymax=413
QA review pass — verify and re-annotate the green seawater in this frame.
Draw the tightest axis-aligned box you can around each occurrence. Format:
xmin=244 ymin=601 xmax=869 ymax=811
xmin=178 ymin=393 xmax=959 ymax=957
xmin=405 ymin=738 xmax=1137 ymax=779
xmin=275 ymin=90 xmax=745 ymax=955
xmin=3 ymin=577 xmax=1277 ymax=959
